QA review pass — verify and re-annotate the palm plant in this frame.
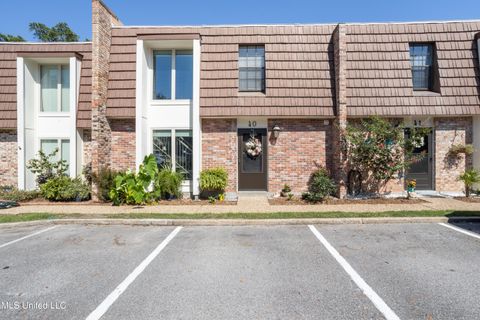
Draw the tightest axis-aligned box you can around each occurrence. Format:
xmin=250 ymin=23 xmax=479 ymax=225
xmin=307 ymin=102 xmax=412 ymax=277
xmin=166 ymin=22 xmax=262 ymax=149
xmin=458 ymin=169 xmax=480 ymax=197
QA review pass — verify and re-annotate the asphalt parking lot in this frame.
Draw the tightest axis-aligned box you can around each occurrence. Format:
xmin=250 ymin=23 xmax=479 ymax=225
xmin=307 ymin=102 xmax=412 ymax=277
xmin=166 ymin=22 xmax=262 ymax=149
xmin=0 ymin=222 xmax=479 ymax=320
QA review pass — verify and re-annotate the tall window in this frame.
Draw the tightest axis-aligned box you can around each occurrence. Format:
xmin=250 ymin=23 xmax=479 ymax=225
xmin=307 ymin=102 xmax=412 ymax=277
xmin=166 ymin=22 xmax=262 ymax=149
xmin=239 ymin=45 xmax=265 ymax=92
xmin=409 ymin=44 xmax=434 ymax=90
xmin=40 ymin=65 xmax=70 ymax=112
xmin=152 ymin=130 xmax=193 ymax=180
xmin=40 ymin=139 xmax=70 ymax=174
xmin=153 ymin=50 xmax=193 ymax=100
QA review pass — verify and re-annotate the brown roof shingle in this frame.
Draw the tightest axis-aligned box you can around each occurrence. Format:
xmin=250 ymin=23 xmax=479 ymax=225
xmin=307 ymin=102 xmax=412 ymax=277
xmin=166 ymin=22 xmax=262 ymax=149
xmin=107 ymin=25 xmax=337 ymax=118
xmin=346 ymin=21 xmax=480 ymax=116
xmin=0 ymin=42 xmax=92 ymax=128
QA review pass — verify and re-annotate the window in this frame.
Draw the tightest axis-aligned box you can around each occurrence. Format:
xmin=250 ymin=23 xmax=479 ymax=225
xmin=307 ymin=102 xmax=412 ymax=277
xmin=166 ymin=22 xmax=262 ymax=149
xmin=153 ymin=50 xmax=193 ymax=100
xmin=409 ymin=44 xmax=434 ymax=90
xmin=239 ymin=45 xmax=265 ymax=92
xmin=152 ymin=130 xmax=192 ymax=180
xmin=40 ymin=65 xmax=70 ymax=112
xmin=40 ymin=139 xmax=70 ymax=174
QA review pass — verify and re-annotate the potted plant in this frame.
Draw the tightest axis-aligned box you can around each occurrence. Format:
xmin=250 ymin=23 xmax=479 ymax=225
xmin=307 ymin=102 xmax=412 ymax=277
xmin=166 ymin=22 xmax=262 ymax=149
xmin=280 ymin=184 xmax=291 ymax=197
xmin=406 ymin=179 xmax=416 ymax=199
xmin=448 ymin=144 xmax=475 ymax=157
xmin=199 ymin=168 xmax=228 ymax=199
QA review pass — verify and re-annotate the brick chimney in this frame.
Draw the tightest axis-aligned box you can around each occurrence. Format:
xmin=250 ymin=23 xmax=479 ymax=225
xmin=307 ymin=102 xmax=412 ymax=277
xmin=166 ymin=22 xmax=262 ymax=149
xmin=91 ymin=0 xmax=122 ymax=199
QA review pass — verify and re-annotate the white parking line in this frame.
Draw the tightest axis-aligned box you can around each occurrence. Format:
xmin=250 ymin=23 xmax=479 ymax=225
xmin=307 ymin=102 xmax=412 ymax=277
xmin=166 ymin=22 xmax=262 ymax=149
xmin=438 ymin=223 xmax=480 ymax=240
xmin=308 ymin=225 xmax=400 ymax=320
xmin=85 ymin=226 xmax=183 ymax=320
xmin=0 ymin=226 xmax=57 ymax=249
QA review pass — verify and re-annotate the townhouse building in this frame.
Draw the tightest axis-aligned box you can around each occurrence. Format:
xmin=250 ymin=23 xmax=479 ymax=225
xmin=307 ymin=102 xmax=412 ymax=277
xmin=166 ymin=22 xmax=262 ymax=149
xmin=1 ymin=0 xmax=479 ymax=198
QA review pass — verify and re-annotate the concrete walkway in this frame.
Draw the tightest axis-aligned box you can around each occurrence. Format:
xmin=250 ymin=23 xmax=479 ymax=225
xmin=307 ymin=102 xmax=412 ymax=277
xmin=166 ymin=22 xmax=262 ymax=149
xmin=1 ymin=196 xmax=479 ymax=215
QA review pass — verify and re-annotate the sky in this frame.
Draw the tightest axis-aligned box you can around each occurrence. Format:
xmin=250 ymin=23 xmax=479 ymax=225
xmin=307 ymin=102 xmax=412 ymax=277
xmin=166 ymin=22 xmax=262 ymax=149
xmin=1 ymin=0 xmax=480 ymax=41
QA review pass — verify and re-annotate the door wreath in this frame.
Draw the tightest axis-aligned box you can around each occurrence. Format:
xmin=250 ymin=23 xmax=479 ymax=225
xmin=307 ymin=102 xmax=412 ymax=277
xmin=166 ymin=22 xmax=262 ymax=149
xmin=245 ymin=134 xmax=262 ymax=159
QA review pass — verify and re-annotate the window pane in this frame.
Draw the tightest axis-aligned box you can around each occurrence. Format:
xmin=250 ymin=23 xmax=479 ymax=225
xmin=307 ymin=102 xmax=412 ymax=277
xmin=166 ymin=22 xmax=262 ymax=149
xmin=175 ymin=130 xmax=192 ymax=180
xmin=40 ymin=139 xmax=58 ymax=159
xmin=41 ymin=65 xmax=58 ymax=112
xmin=239 ymin=45 xmax=265 ymax=92
xmin=153 ymin=130 xmax=172 ymax=168
xmin=153 ymin=51 xmax=172 ymax=100
xmin=61 ymin=139 xmax=70 ymax=174
xmin=409 ymin=44 xmax=434 ymax=90
xmin=61 ymin=65 xmax=70 ymax=112
xmin=175 ymin=50 xmax=193 ymax=100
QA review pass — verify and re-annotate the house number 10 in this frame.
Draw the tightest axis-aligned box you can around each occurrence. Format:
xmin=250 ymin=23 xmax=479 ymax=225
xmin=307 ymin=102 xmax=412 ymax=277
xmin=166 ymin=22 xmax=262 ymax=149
xmin=248 ymin=121 xmax=257 ymax=128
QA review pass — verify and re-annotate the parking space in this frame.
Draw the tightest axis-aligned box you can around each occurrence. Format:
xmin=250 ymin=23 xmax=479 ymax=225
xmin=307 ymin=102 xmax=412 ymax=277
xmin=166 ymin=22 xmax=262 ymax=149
xmin=315 ymin=223 xmax=480 ymax=320
xmin=0 ymin=225 xmax=177 ymax=320
xmin=0 ymin=222 xmax=478 ymax=319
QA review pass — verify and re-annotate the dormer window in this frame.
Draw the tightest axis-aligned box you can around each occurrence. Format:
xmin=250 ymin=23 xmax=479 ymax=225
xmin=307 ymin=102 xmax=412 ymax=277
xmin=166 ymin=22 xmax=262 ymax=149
xmin=409 ymin=44 xmax=434 ymax=91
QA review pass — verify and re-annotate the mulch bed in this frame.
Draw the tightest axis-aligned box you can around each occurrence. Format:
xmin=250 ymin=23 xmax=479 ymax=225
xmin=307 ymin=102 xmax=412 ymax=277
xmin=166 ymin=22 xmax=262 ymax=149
xmin=454 ymin=197 xmax=480 ymax=203
xmin=268 ymin=197 xmax=426 ymax=206
xmin=12 ymin=198 xmax=237 ymax=206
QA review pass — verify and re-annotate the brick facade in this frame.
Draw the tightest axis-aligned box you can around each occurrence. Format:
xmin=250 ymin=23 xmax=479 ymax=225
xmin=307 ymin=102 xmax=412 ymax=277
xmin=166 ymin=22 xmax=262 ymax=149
xmin=110 ymin=119 xmax=136 ymax=172
xmin=0 ymin=130 xmax=17 ymax=187
xmin=82 ymin=129 xmax=93 ymax=171
xmin=434 ymin=117 xmax=473 ymax=192
xmin=268 ymin=119 xmax=333 ymax=194
xmin=332 ymin=24 xmax=348 ymax=198
xmin=201 ymin=119 xmax=238 ymax=192
xmin=91 ymin=0 xmax=122 ymax=197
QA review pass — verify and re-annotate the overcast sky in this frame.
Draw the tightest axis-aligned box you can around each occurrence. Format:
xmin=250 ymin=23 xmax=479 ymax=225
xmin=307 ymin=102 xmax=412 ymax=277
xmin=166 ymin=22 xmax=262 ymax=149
xmin=1 ymin=0 xmax=480 ymax=41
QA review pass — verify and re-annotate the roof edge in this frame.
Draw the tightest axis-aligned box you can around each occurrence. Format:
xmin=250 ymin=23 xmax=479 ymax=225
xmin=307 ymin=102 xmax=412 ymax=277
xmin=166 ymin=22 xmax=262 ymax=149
xmin=0 ymin=41 xmax=92 ymax=45
xmin=111 ymin=19 xmax=480 ymax=29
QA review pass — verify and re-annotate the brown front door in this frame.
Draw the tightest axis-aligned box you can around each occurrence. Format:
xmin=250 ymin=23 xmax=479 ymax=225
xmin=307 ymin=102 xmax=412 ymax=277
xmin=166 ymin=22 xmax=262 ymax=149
xmin=238 ymin=129 xmax=268 ymax=191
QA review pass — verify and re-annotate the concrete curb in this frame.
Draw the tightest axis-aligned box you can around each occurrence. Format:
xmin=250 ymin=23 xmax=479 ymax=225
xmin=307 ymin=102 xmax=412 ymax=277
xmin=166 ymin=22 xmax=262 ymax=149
xmin=1 ymin=216 xmax=479 ymax=228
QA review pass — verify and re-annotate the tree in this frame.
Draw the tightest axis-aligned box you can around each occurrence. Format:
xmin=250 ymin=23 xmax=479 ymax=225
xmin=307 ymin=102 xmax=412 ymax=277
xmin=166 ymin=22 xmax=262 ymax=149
xmin=29 ymin=22 xmax=79 ymax=42
xmin=0 ymin=33 xmax=25 ymax=42
xmin=345 ymin=116 xmax=429 ymax=194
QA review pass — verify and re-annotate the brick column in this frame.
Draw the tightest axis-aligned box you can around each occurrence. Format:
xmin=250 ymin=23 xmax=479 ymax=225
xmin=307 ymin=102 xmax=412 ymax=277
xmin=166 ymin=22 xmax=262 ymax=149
xmin=332 ymin=24 xmax=348 ymax=198
xmin=91 ymin=0 xmax=122 ymax=199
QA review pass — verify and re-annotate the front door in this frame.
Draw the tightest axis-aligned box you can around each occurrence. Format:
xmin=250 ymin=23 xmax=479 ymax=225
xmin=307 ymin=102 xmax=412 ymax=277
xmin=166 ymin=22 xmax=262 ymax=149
xmin=238 ymin=129 xmax=268 ymax=191
xmin=405 ymin=132 xmax=433 ymax=190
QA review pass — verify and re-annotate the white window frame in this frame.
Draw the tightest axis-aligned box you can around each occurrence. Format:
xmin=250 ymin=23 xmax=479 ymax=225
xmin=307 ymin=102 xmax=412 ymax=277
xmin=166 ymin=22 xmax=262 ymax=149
xmin=152 ymin=49 xmax=192 ymax=103
xmin=151 ymin=128 xmax=193 ymax=181
xmin=40 ymin=64 xmax=69 ymax=113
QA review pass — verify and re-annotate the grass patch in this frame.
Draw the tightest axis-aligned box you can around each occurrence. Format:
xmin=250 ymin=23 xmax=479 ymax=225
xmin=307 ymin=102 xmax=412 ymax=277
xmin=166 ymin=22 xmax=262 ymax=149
xmin=0 ymin=213 xmax=58 ymax=224
xmin=1 ymin=210 xmax=480 ymax=224
xmin=106 ymin=210 xmax=480 ymax=220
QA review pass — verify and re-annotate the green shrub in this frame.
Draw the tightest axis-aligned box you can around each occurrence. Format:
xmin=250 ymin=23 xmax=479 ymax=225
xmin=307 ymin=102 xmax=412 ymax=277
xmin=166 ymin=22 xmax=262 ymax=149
xmin=155 ymin=167 xmax=183 ymax=200
xmin=458 ymin=169 xmax=480 ymax=197
xmin=40 ymin=176 xmax=90 ymax=201
xmin=200 ymin=168 xmax=228 ymax=198
xmin=27 ymin=149 xmax=68 ymax=186
xmin=302 ymin=168 xmax=336 ymax=203
xmin=0 ymin=186 xmax=40 ymax=202
xmin=92 ymin=167 xmax=122 ymax=202
xmin=109 ymin=154 xmax=159 ymax=205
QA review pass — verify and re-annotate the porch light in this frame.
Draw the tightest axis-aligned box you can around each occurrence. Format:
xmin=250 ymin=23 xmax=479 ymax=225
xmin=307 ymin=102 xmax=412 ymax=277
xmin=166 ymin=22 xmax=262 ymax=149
xmin=272 ymin=124 xmax=281 ymax=139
